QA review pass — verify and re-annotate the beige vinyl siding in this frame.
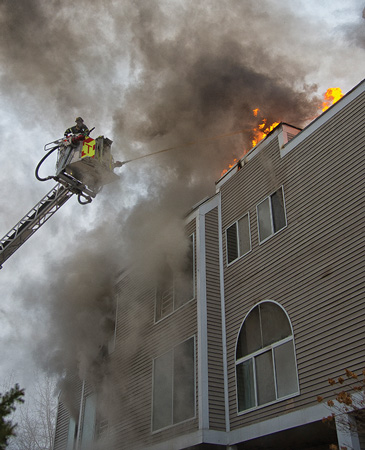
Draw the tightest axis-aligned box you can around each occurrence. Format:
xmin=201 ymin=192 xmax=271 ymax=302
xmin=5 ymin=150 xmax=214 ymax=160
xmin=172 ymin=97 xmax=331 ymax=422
xmin=107 ymin=219 xmax=199 ymax=449
xmin=54 ymin=376 xmax=83 ymax=450
xmin=220 ymin=91 xmax=365 ymax=429
xmin=205 ymin=207 xmax=226 ymax=431
xmin=53 ymin=401 xmax=71 ymax=450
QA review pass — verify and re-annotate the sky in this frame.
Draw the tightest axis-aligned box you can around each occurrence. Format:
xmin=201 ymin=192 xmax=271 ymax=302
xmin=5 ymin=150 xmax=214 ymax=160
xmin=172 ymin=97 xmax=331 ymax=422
xmin=0 ymin=0 xmax=364 ymax=398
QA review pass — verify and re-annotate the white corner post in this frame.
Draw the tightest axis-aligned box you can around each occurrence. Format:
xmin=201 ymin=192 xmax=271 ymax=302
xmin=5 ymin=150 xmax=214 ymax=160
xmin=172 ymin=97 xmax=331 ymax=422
xmin=335 ymin=413 xmax=361 ymax=450
xmin=196 ymin=209 xmax=209 ymax=430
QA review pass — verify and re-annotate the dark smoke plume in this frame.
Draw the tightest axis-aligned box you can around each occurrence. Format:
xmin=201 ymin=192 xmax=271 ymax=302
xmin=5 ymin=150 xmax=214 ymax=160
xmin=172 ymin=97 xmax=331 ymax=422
xmin=1 ymin=0 xmax=364 ymax=442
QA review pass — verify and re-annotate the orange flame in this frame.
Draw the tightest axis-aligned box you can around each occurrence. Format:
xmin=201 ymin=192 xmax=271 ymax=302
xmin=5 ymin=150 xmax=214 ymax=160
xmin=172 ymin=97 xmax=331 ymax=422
xmin=251 ymin=117 xmax=280 ymax=148
xmin=220 ymin=158 xmax=238 ymax=176
xmin=220 ymin=109 xmax=280 ymax=177
xmin=322 ymin=87 xmax=343 ymax=112
xmin=220 ymin=86 xmax=344 ymax=178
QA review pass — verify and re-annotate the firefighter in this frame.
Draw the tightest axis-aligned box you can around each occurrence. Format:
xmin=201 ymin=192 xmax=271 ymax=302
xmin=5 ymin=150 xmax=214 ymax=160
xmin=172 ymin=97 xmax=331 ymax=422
xmin=64 ymin=117 xmax=90 ymax=137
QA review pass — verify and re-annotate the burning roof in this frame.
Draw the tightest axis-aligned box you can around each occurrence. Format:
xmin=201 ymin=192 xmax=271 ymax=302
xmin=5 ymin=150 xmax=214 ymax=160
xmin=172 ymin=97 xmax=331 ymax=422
xmin=219 ymin=86 xmax=345 ymax=179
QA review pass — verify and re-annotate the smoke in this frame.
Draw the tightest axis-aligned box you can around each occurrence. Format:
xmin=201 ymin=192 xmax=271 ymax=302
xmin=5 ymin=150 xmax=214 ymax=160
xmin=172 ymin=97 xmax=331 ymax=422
xmin=0 ymin=0 xmax=359 ymax=133
xmin=342 ymin=6 xmax=365 ymax=49
xmin=13 ymin=224 xmax=119 ymax=377
xmin=0 ymin=0 xmax=364 ymax=445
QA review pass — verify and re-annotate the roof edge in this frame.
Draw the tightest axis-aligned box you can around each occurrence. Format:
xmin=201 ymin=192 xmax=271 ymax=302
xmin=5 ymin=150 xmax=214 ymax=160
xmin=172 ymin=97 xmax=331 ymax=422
xmin=281 ymin=78 xmax=365 ymax=158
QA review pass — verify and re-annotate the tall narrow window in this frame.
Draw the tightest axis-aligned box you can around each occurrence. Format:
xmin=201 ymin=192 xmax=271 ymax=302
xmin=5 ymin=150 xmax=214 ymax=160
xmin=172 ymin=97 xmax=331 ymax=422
xmin=155 ymin=264 xmax=174 ymax=321
xmin=174 ymin=234 xmax=195 ymax=309
xmin=66 ymin=417 xmax=76 ymax=450
xmin=226 ymin=213 xmax=251 ymax=265
xmin=80 ymin=394 xmax=96 ymax=450
xmin=257 ymin=187 xmax=287 ymax=243
xmin=236 ymin=301 xmax=299 ymax=413
xmin=155 ymin=234 xmax=195 ymax=321
xmin=152 ymin=337 xmax=195 ymax=431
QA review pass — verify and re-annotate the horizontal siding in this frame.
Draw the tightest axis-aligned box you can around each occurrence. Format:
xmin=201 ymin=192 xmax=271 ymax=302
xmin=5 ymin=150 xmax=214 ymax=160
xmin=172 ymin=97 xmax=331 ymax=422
xmin=54 ymin=376 xmax=82 ymax=450
xmin=220 ymin=90 xmax=365 ymax=430
xmin=205 ymin=207 xmax=226 ymax=431
xmin=53 ymin=401 xmax=70 ymax=450
xmin=106 ymin=219 xmax=199 ymax=449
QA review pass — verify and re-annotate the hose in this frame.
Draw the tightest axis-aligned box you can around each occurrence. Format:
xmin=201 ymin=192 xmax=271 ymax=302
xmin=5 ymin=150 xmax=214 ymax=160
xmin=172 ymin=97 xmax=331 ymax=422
xmin=36 ymin=142 xmax=95 ymax=206
xmin=35 ymin=145 xmax=59 ymax=182
xmin=77 ymin=193 xmax=92 ymax=205
xmin=118 ymin=127 xmax=253 ymax=166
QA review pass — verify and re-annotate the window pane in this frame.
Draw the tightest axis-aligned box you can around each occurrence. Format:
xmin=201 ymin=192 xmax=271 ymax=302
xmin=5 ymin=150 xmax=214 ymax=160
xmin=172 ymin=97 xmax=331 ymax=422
xmin=173 ymin=338 xmax=195 ymax=423
xmin=81 ymin=395 xmax=96 ymax=450
xmin=236 ymin=359 xmax=255 ymax=411
xmin=155 ymin=265 xmax=174 ymax=321
xmin=256 ymin=351 xmax=276 ymax=405
xmin=238 ymin=214 xmax=250 ymax=256
xmin=257 ymin=198 xmax=272 ymax=242
xmin=156 ymin=286 xmax=174 ymax=320
xmin=66 ymin=417 xmax=76 ymax=450
xmin=153 ymin=351 xmax=173 ymax=430
xmin=174 ymin=235 xmax=194 ymax=308
xmin=260 ymin=302 xmax=292 ymax=347
xmin=236 ymin=306 xmax=261 ymax=359
xmin=227 ymin=222 xmax=238 ymax=263
xmin=274 ymin=340 xmax=298 ymax=398
xmin=271 ymin=188 xmax=286 ymax=232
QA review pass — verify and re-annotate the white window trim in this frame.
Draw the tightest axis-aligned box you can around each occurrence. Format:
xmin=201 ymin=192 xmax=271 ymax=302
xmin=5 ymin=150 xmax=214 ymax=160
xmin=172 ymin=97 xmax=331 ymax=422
xmin=234 ymin=300 xmax=300 ymax=416
xmin=154 ymin=233 xmax=196 ymax=324
xmin=154 ymin=294 xmax=196 ymax=324
xmin=225 ymin=212 xmax=252 ymax=266
xmin=256 ymin=185 xmax=287 ymax=244
xmin=151 ymin=335 xmax=197 ymax=433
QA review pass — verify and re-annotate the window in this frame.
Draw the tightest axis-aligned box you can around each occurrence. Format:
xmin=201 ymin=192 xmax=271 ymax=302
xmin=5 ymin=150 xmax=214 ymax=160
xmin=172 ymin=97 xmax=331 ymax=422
xmin=152 ymin=337 xmax=195 ymax=431
xmin=79 ymin=393 xmax=108 ymax=448
xmin=155 ymin=234 xmax=195 ymax=321
xmin=257 ymin=186 xmax=287 ymax=243
xmin=226 ymin=213 xmax=251 ymax=264
xmin=236 ymin=301 xmax=299 ymax=413
xmin=66 ymin=417 xmax=76 ymax=450
xmin=80 ymin=394 xmax=96 ymax=450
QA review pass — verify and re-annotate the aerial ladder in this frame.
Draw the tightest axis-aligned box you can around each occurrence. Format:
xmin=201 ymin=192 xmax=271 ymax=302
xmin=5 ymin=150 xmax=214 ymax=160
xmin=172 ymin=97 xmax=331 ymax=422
xmin=0 ymin=133 xmax=123 ymax=269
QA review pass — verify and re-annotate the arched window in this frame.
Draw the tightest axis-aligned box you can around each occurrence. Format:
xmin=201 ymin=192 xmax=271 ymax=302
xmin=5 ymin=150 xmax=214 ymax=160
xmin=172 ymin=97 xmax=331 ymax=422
xmin=236 ymin=301 xmax=299 ymax=412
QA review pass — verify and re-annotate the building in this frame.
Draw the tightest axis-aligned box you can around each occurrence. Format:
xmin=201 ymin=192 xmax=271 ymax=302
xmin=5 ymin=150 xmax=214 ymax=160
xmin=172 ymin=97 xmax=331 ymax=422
xmin=53 ymin=78 xmax=365 ymax=450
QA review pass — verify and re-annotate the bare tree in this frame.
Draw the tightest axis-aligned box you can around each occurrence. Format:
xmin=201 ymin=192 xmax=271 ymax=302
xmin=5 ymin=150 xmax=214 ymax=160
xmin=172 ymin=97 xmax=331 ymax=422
xmin=6 ymin=373 xmax=57 ymax=450
xmin=317 ymin=368 xmax=365 ymax=450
